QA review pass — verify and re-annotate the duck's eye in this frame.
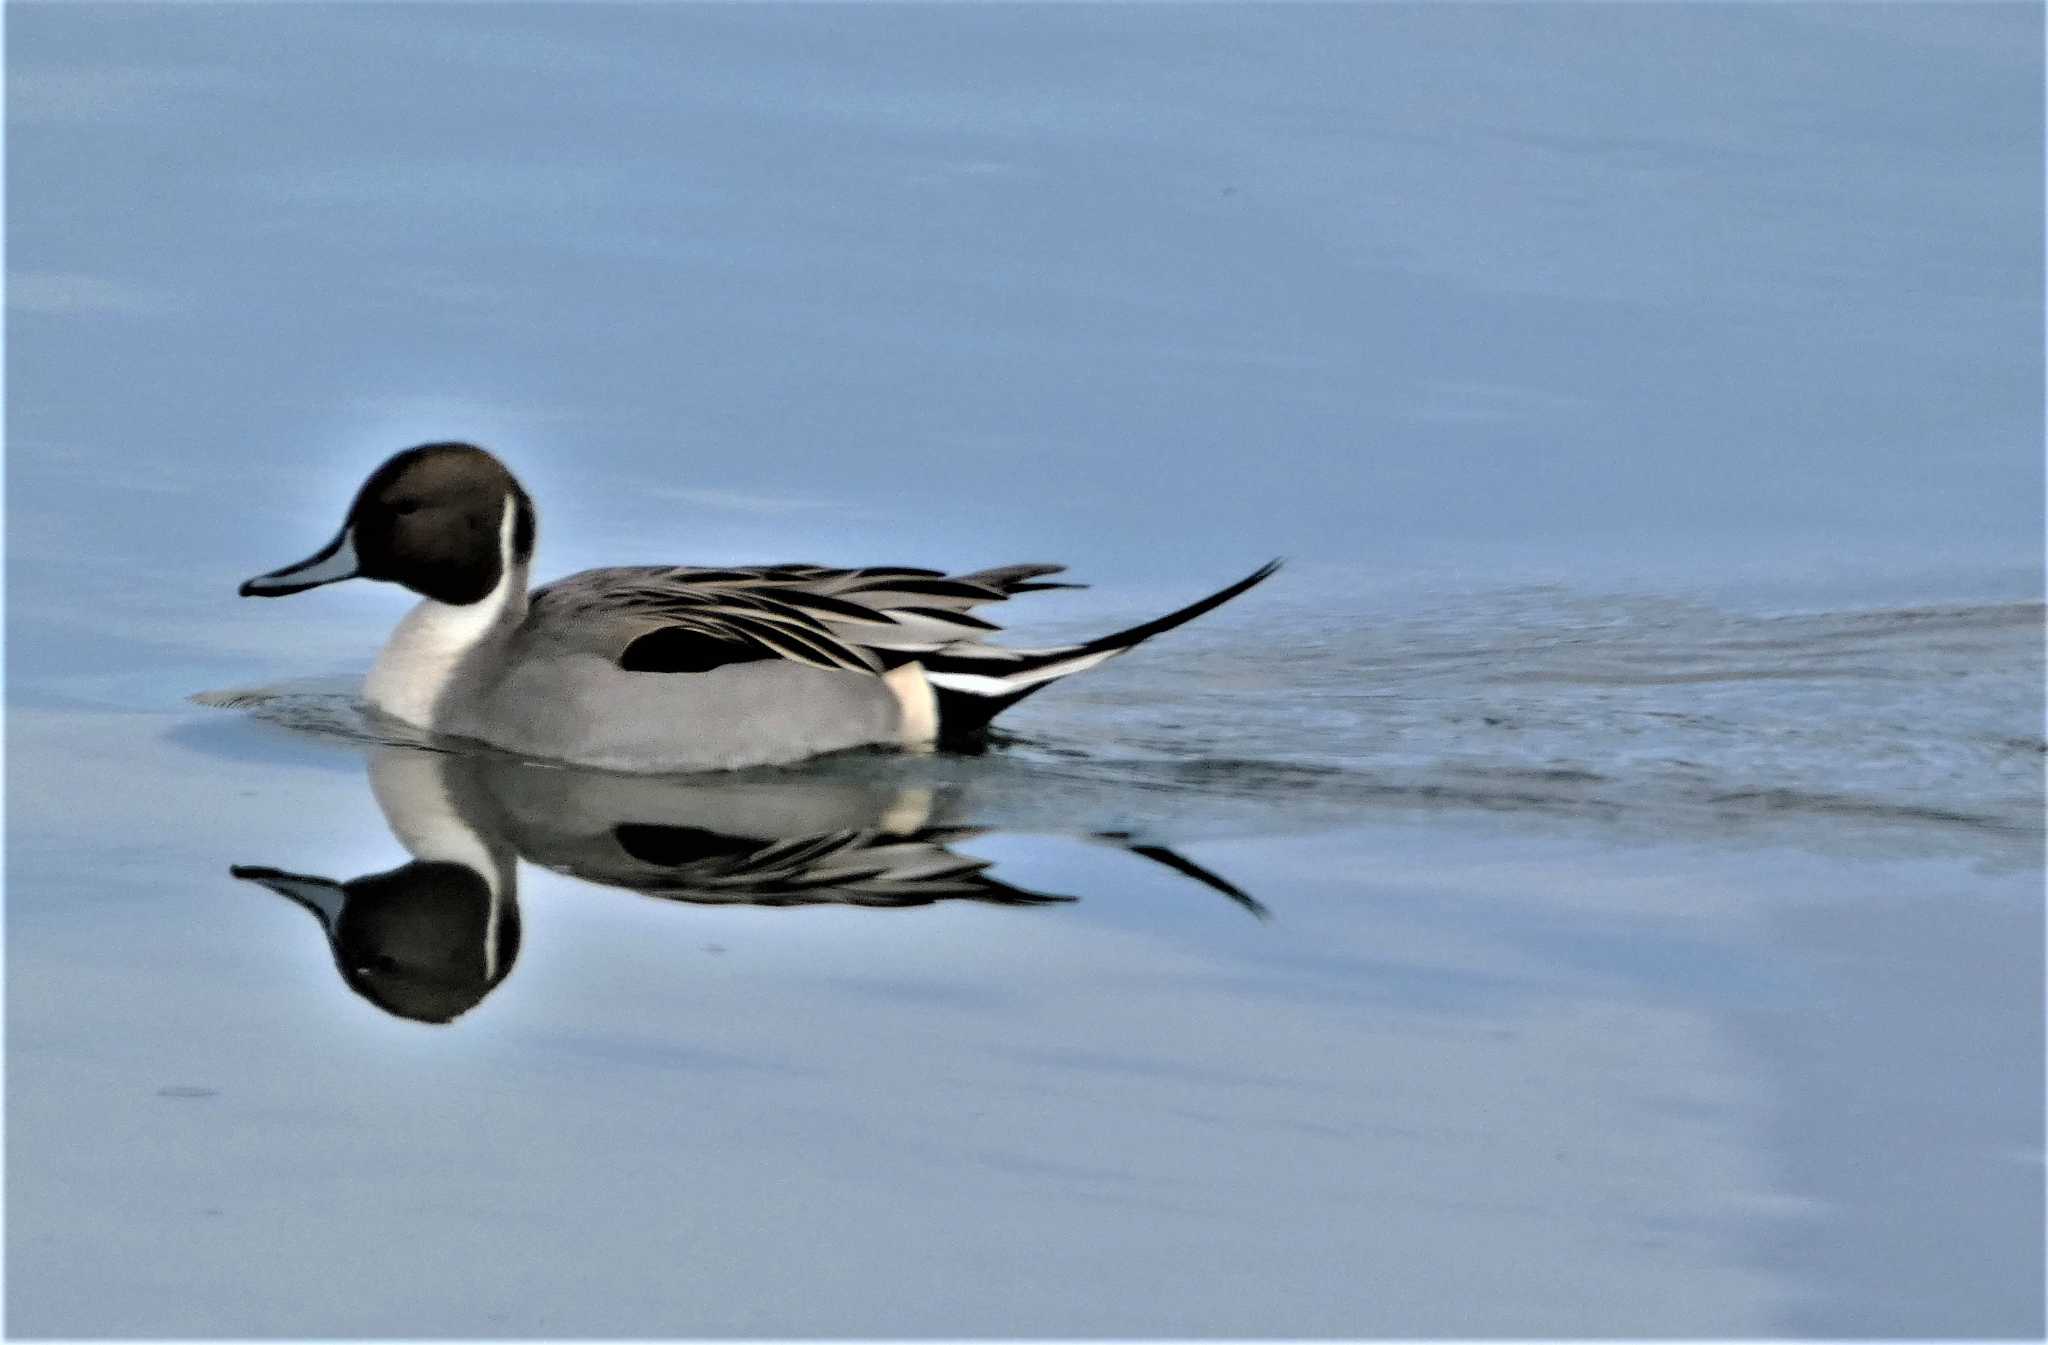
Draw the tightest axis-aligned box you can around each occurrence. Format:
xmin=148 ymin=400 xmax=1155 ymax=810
xmin=390 ymin=498 xmax=423 ymax=516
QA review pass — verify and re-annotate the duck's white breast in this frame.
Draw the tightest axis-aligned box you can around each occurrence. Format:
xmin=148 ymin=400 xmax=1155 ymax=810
xmin=363 ymin=500 xmax=523 ymax=729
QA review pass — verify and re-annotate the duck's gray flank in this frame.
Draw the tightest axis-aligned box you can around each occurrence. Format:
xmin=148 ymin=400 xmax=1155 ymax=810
xmin=240 ymin=441 xmax=1279 ymax=772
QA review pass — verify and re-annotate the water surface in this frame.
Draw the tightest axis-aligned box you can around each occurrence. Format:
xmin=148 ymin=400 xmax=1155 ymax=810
xmin=8 ymin=3 xmax=2042 ymax=1337
xmin=9 ymin=577 xmax=2041 ymax=1336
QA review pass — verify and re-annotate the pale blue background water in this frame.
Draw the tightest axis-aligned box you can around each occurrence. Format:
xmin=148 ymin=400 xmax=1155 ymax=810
xmin=7 ymin=4 xmax=2043 ymax=1337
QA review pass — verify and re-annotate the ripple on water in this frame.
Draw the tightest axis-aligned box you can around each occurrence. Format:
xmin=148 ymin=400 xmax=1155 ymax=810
xmin=187 ymin=594 xmax=2044 ymax=863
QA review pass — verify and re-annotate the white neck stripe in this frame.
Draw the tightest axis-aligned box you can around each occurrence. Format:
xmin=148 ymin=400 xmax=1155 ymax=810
xmin=363 ymin=497 xmax=524 ymax=730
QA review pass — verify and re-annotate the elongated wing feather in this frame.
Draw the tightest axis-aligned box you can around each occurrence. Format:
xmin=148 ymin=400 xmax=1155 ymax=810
xmin=527 ymin=561 xmax=1080 ymax=677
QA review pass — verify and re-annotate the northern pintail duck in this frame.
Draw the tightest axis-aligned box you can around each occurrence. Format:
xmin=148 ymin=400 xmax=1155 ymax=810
xmin=240 ymin=442 xmax=1277 ymax=772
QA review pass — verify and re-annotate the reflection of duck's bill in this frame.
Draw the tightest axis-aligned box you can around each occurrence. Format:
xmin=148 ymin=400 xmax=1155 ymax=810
xmin=230 ymin=863 xmax=345 ymax=928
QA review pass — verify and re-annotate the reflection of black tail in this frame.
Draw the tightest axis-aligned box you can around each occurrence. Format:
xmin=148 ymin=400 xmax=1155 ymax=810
xmin=928 ymin=560 xmax=1282 ymax=747
xmin=1096 ymin=833 xmax=1270 ymax=920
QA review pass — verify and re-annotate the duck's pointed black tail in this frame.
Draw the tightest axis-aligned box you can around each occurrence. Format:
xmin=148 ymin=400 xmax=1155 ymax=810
xmin=923 ymin=559 xmax=1282 ymax=747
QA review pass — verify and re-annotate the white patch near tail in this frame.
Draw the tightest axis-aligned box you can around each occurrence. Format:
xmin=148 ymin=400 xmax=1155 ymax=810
xmin=877 ymin=786 xmax=936 ymax=834
xmin=925 ymin=647 xmax=1120 ymax=697
xmin=883 ymin=662 xmax=939 ymax=749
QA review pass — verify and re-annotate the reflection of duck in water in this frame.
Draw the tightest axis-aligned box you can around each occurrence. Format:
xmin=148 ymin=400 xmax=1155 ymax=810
xmin=234 ymin=747 xmax=1263 ymax=1024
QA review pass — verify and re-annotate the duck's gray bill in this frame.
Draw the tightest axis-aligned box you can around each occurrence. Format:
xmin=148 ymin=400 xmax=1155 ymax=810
xmin=239 ymin=527 xmax=359 ymax=597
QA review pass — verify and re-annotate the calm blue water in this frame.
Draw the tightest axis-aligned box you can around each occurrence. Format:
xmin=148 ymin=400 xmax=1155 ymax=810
xmin=7 ymin=4 xmax=2042 ymax=1337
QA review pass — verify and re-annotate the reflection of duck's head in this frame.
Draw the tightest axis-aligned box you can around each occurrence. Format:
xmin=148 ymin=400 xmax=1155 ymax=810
xmin=233 ymin=858 xmax=519 ymax=1024
xmin=232 ymin=745 xmax=521 ymax=1024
